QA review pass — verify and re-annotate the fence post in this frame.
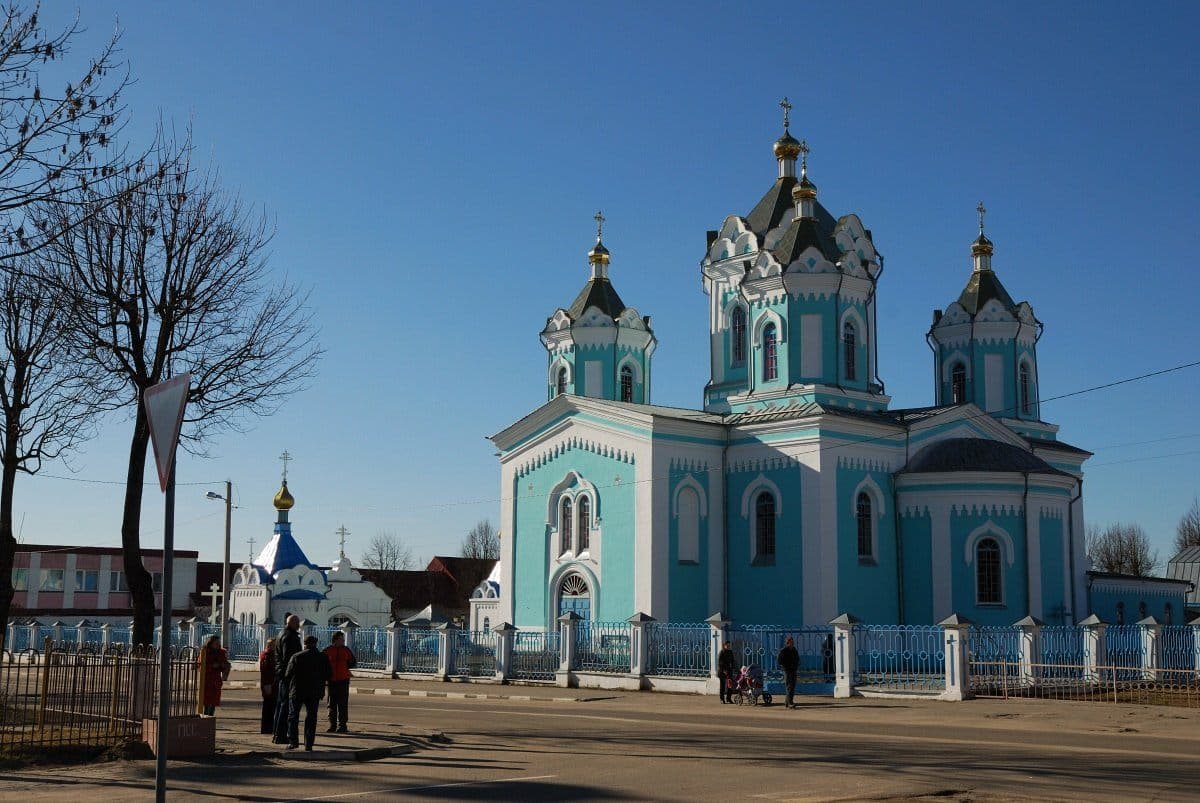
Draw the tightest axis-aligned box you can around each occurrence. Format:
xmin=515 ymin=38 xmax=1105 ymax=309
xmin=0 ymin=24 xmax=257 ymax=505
xmin=829 ymin=614 xmax=860 ymax=699
xmin=556 ymin=612 xmax=580 ymax=688
xmin=299 ymin=618 xmax=315 ymax=641
xmin=386 ymin=621 xmax=404 ymax=676
xmin=257 ymin=620 xmax=274 ymax=655
xmin=939 ymin=614 xmax=972 ymax=701
xmin=1079 ymin=614 xmax=1106 ymax=682
xmin=1191 ymin=616 xmax=1200 ymax=673
xmin=627 ymin=612 xmax=653 ymax=679
xmin=1013 ymin=615 xmax=1044 ymax=685
xmin=706 ymin=612 xmax=730 ymax=696
xmin=340 ymin=619 xmax=359 ymax=653
xmin=50 ymin=620 xmax=64 ymax=645
xmin=100 ymin=622 xmax=112 ymax=650
xmin=1137 ymin=616 xmax=1161 ymax=681
xmin=5 ymin=620 xmax=13 ymax=650
xmin=75 ymin=619 xmax=89 ymax=647
xmin=436 ymin=623 xmax=456 ymax=680
xmin=492 ymin=622 xmax=515 ymax=682
xmin=27 ymin=620 xmax=41 ymax=650
xmin=185 ymin=617 xmax=199 ymax=648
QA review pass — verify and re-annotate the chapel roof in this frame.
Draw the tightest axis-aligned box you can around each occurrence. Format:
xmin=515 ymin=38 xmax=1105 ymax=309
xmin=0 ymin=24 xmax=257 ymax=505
xmin=253 ymin=525 xmax=318 ymax=576
xmin=567 ymin=276 xmax=627 ymax=320
xmin=955 ymin=268 xmax=1018 ymax=316
xmin=769 ymin=215 xmax=842 ymax=266
xmin=1167 ymin=547 xmax=1200 ymax=604
xmin=902 ymin=437 xmax=1065 ymax=475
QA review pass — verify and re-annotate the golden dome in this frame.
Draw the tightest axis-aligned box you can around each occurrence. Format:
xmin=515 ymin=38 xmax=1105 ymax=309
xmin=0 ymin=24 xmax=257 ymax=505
xmin=774 ymin=131 xmax=802 ymax=160
xmin=971 ymin=233 xmax=994 ymax=257
xmin=792 ymin=175 xmax=818 ymax=201
xmin=273 ymin=480 xmax=295 ymax=511
xmin=588 ymin=239 xmax=611 ymax=266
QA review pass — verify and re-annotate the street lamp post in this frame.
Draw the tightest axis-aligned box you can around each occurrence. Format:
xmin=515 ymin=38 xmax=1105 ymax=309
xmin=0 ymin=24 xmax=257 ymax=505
xmin=206 ymin=482 xmax=233 ymax=649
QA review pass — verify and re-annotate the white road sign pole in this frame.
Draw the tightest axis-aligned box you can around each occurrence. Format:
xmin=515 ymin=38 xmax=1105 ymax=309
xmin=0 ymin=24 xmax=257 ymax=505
xmin=144 ymin=373 xmax=190 ymax=803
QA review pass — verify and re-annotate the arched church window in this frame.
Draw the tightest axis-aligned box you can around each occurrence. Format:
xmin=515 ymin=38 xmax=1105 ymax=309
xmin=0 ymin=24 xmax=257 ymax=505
xmin=1019 ymin=363 xmax=1032 ymax=415
xmin=763 ymin=324 xmax=778 ymax=382
xmin=620 ymin=365 xmax=633 ymax=403
xmin=951 ymin=363 xmax=966 ymax=404
xmin=843 ymin=321 xmax=857 ymax=381
xmin=558 ymin=573 xmax=591 ymax=620
xmin=856 ymin=492 xmax=873 ymax=559
xmin=755 ymin=491 xmax=776 ymax=562
xmin=483 ymin=616 xmax=491 ymax=632
xmin=731 ymin=306 xmax=746 ymax=365
xmin=560 ymin=497 xmax=573 ymax=555
xmin=1116 ymin=601 xmax=1125 ymax=625
xmin=577 ymin=495 xmax=590 ymax=552
xmin=556 ymin=367 xmax=568 ymax=397
xmin=329 ymin=614 xmax=351 ymax=627
xmin=976 ymin=538 xmax=1002 ymax=604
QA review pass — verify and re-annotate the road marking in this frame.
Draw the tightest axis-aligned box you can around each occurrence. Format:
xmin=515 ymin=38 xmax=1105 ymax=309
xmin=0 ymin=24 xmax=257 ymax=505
xmin=289 ymin=774 xmax=558 ymax=800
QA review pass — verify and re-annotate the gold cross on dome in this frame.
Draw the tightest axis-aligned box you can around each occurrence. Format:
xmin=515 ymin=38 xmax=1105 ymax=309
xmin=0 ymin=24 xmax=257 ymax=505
xmin=335 ymin=525 xmax=351 ymax=560
xmin=594 ymin=210 xmax=605 ymax=241
xmin=779 ymin=96 xmax=792 ymax=130
xmin=977 ymin=201 xmax=987 ymax=234
xmin=799 ymin=139 xmax=810 ymax=174
xmin=279 ymin=449 xmax=292 ymax=482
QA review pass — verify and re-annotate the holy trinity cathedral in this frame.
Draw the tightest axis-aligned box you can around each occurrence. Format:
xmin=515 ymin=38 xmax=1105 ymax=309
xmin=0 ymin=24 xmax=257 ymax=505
xmin=489 ymin=104 xmax=1093 ymax=630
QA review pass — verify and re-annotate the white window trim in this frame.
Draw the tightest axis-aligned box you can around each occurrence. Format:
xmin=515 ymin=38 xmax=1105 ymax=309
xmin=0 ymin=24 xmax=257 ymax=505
xmin=850 ymin=475 xmax=885 ymax=562
xmin=964 ymin=522 xmax=1014 ymax=607
xmin=550 ymin=358 xmax=573 ymax=395
xmin=741 ymin=474 xmax=782 ymax=565
xmin=753 ymin=309 xmax=786 ymax=346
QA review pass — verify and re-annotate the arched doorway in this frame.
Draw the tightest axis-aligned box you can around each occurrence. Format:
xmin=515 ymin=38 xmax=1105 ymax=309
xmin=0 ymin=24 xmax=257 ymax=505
xmin=557 ymin=573 xmax=591 ymax=620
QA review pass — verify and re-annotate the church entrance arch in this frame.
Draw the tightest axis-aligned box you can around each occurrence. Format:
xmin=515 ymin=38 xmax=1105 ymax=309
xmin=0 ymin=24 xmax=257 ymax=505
xmin=557 ymin=573 xmax=591 ymax=620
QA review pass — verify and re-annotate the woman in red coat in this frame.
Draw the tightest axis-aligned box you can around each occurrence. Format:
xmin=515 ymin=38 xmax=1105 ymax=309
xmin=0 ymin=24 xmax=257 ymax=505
xmin=199 ymin=635 xmax=232 ymax=716
xmin=259 ymin=637 xmax=278 ymax=733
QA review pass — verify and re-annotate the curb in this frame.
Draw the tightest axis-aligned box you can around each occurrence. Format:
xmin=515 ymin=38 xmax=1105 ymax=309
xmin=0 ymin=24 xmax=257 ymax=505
xmin=223 ymin=681 xmax=583 ymax=703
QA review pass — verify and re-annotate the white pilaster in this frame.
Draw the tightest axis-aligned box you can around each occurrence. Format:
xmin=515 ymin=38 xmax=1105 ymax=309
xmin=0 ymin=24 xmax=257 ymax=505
xmin=1026 ymin=506 xmax=1041 ymax=620
xmin=98 ymin=554 xmax=112 ymax=609
xmin=818 ymin=451 xmax=839 ymax=622
xmin=799 ymin=451 xmax=822 ymax=624
xmin=63 ymin=553 xmax=77 ymax=608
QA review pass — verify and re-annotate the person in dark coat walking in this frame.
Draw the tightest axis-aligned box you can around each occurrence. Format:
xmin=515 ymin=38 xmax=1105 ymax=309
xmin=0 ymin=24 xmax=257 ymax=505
xmin=777 ymin=636 xmax=800 ymax=708
xmin=717 ymin=642 xmax=737 ymax=704
xmin=272 ymin=615 xmax=302 ymax=744
xmin=259 ymin=637 xmax=278 ymax=734
xmin=285 ymin=635 xmax=332 ymax=751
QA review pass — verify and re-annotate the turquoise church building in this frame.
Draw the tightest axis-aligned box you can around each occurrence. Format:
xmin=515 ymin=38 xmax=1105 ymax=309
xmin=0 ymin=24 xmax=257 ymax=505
xmin=489 ymin=113 xmax=1094 ymax=630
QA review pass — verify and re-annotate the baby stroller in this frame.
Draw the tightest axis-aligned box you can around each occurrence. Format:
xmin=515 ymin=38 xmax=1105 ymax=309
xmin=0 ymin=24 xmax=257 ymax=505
xmin=733 ymin=664 xmax=772 ymax=706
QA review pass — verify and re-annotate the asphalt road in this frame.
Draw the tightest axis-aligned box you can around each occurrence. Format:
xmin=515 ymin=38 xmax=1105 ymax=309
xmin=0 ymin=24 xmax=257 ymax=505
xmin=1 ymin=686 xmax=1199 ymax=802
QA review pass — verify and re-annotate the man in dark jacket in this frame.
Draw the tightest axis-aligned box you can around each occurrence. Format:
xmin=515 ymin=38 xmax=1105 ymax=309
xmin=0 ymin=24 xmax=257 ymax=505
xmin=284 ymin=635 xmax=332 ymax=751
xmin=272 ymin=615 xmax=302 ymax=744
xmin=777 ymin=636 xmax=800 ymax=708
xmin=717 ymin=642 xmax=737 ymax=704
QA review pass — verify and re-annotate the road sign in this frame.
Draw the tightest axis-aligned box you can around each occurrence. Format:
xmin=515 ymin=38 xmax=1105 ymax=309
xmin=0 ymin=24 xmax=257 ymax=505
xmin=144 ymin=373 xmax=191 ymax=492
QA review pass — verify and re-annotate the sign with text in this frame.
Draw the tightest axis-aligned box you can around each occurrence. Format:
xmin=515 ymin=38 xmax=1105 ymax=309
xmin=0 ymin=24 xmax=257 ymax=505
xmin=144 ymin=373 xmax=191 ymax=492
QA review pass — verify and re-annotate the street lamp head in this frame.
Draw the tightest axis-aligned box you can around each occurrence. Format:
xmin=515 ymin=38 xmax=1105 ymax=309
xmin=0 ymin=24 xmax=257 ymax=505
xmin=206 ymin=491 xmax=223 ymax=501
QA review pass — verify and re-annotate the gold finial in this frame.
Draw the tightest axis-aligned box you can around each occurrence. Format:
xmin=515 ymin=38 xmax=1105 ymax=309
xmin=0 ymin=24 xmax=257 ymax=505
xmin=588 ymin=211 xmax=610 ymax=266
xmin=799 ymin=139 xmax=810 ymax=177
xmin=279 ymin=449 xmax=292 ymax=483
xmin=977 ymin=201 xmax=986 ymax=236
xmin=779 ymin=96 xmax=792 ymax=131
xmin=594 ymin=210 xmax=605 ymax=242
xmin=273 ymin=481 xmax=295 ymax=511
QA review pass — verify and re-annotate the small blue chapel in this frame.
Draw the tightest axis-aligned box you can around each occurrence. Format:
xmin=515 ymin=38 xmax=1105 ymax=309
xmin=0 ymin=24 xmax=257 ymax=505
xmin=490 ymin=109 xmax=1094 ymax=630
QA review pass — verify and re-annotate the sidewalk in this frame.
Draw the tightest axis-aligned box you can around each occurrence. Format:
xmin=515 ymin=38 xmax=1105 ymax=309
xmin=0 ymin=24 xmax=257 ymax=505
xmin=210 ymin=712 xmax=447 ymax=762
xmin=223 ymin=670 xmax=618 ymax=703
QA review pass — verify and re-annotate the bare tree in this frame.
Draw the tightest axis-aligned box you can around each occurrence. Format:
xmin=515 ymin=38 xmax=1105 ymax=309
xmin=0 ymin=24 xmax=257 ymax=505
xmin=0 ymin=256 xmax=103 ymax=642
xmin=1087 ymin=522 xmax=1159 ymax=577
xmin=0 ymin=3 xmax=133 ymax=259
xmin=1175 ymin=498 xmax=1200 ymax=554
xmin=360 ymin=532 xmax=414 ymax=571
xmin=460 ymin=519 xmax=499 ymax=560
xmin=41 ymin=140 xmax=321 ymax=644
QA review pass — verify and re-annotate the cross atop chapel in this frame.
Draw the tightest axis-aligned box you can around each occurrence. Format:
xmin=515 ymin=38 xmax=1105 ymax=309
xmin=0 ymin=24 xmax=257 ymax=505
xmin=779 ymin=96 xmax=792 ymax=131
xmin=279 ymin=450 xmax=292 ymax=482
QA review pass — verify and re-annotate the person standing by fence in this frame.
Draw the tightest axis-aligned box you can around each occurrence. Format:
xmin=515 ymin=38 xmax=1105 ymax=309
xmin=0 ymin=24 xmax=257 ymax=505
xmin=259 ymin=637 xmax=278 ymax=734
xmin=285 ymin=635 xmax=331 ymax=751
xmin=777 ymin=636 xmax=799 ymax=709
xmin=198 ymin=635 xmax=232 ymax=716
xmin=272 ymin=615 xmax=302 ymax=744
xmin=323 ymin=631 xmax=357 ymax=733
xmin=718 ymin=642 xmax=737 ymax=704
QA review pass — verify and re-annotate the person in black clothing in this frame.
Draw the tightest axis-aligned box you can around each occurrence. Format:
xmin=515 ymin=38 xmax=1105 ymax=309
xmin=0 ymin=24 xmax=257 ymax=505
xmin=777 ymin=636 xmax=800 ymax=708
xmin=717 ymin=642 xmax=737 ymax=704
xmin=272 ymin=615 xmax=302 ymax=744
xmin=285 ymin=635 xmax=332 ymax=751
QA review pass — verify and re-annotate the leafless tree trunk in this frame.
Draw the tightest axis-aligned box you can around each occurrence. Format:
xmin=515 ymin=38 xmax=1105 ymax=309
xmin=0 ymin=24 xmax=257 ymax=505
xmin=460 ymin=519 xmax=499 ymax=560
xmin=361 ymin=532 xmax=415 ymax=571
xmin=1086 ymin=522 xmax=1159 ymax=577
xmin=41 ymin=139 xmax=320 ymax=644
xmin=0 ymin=3 xmax=133 ymax=260
xmin=0 ymin=256 xmax=103 ymax=644
xmin=1175 ymin=498 xmax=1200 ymax=554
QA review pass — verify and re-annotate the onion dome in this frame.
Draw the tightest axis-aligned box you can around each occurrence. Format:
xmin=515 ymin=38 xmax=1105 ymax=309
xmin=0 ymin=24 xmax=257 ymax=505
xmin=774 ymin=130 xmax=802 ymax=160
xmin=971 ymin=232 xmax=994 ymax=258
xmin=792 ymin=174 xmax=818 ymax=202
xmin=588 ymin=238 xmax=610 ymax=266
xmin=273 ymin=480 xmax=295 ymax=511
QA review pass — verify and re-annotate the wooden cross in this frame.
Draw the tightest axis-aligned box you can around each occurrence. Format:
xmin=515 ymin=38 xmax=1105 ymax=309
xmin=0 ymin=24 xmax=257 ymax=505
xmin=977 ymin=200 xmax=987 ymax=235
xmin=593 ymin=210 xmax=605 ymax=241
xmin=202 ymin=582 xmax=222 ymax=624
xmin=279 ymin=449 xmax=292 ymax=482
xmin=335 ymin=525 xmax=350 ymax=560
xmin=779 ymin=96 xmax=792 ymax=130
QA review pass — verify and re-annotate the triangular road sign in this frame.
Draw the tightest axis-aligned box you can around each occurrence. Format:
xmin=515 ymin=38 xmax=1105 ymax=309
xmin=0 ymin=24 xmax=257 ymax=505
xmin=144 ymin=373 xmax=191 ymax=492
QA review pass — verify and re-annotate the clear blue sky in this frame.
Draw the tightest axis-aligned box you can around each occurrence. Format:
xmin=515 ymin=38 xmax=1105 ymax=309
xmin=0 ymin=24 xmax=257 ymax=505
xmin=20 ymin=2 xmax=1200 ymax=570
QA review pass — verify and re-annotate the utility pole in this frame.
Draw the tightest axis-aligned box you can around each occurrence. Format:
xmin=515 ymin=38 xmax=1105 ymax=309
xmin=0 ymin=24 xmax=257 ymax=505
xmin=206 ymin=481 xmax=233 ymax=648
